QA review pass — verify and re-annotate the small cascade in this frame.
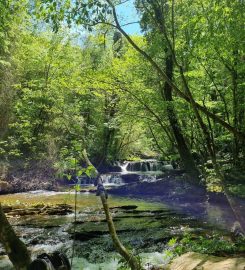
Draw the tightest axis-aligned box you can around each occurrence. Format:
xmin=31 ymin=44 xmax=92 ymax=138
xmin=139 ymin=175 xmax=158 ymax=182
xmin=76 ymin=160 xmax=174 ymax=188
xmin=123 ymin=160 xmax=173 ymax=173
xmin=120 ymin=162 xmax=129 ymax=173
xmin=101 ymin=173 xmax=124 ymax=186
xmin=115 ymin=159 xmax=174 ymax=184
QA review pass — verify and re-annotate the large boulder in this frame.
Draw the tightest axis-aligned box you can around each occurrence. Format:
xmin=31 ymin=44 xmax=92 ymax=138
xmin=121 ymin=173 xmax=141 ymax=183
xmin=98 ymin=165 xmax=122 ymax=173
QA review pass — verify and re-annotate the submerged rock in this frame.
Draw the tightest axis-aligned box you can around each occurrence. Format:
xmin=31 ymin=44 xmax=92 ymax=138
xmin=110 ymin=205 xmax=138 ymax=210
xmin=2 ymin=203 xmax=73 ymax=217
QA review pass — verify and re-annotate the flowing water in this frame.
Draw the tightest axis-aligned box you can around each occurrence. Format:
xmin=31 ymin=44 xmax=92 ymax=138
xmin=0 ymin=190 xmax=233 ymax=270
xmin=122 ymin=160 xmax=173 ymax=172
xmin=0 ymin=160 xmax=243 ymax=269
xmin=100 ymin=160 xmax=173 ymax=186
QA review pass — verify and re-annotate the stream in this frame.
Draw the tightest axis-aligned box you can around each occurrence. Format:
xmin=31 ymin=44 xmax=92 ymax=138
xmin=0 ymin=160 xmax=243 ymax=269
xmin=0 ymin=190 xmax=234 ymax=270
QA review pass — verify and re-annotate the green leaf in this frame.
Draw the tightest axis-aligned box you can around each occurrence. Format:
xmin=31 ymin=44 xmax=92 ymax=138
xmin=77 ymin=169 xmax=85 ymax=177
xmin=85 ymin=165 xmax=97 ymax=178
xmin=74 ymin=184 xmax=80 ymax=192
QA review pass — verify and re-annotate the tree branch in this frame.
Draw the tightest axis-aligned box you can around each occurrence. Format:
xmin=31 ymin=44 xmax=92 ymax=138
xmin=104 ymin=0 xmax=245 ymax=141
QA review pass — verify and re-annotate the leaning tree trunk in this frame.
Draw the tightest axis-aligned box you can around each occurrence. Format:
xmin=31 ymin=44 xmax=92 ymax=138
xmin=82 ymin=150 xmax=142 ymax=270
xmin=0 ymin=204 xmax=31 ymax=270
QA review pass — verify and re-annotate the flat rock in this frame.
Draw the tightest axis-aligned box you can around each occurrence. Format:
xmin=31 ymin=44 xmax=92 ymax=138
xmin=166 ymin=252 xmax=245 ymax=270
xmin=2 ymin=203 xmax=73 ymax=216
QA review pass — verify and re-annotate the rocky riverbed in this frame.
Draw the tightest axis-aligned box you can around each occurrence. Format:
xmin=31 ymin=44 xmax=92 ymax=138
xmin=0 ymin=190 xmax=244 ymax=269
xmin=1 ymin=159 xmax=245 ymax=269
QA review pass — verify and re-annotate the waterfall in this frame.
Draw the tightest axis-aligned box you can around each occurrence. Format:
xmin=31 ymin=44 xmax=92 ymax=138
xmin=76 ymin=160 xmax=173 ymax=187
xmin=120 ymin=162 xmax=129 ymax=173
xmin=101 ymin=174 xmax=124 ymax=186
xmin=121 ymin=160 xmax=173 ymax=173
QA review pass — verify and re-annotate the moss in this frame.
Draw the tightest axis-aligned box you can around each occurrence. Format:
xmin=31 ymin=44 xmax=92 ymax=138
xmin=170 ymin=233 xmax=245 ymax=257
xmin=227 ymin=184 xmax=245 ymax=198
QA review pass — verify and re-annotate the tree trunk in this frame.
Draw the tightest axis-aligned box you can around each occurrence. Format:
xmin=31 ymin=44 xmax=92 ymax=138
xmin=231 ymin=67 xmax=242 ymax=164
xmin=162 ymin=53 xmax=200 ymax=181
xmin=82 ymin=150 xmax=142 ymax=270
xmin=0 ymin=204 xmax=31 ymax=270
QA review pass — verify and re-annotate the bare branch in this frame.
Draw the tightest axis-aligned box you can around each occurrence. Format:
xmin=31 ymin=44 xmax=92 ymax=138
xmin=121 ymin=21 xmax=140 ymax=27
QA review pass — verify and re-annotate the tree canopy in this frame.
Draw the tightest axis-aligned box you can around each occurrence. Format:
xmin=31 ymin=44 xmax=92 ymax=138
xmin=0 ymin=0 xmax=244 ymax=185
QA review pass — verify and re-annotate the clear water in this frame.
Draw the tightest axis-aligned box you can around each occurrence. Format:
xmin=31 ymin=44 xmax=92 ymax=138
xmin=0 ymin=191 xmax=236 ymax=269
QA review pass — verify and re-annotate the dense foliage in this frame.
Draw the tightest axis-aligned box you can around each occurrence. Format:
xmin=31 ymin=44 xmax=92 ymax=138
xmin=0 ymin=0 xmax=244 ymax=188
xmin=0 ymin=1 xmax=244 ymax=269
